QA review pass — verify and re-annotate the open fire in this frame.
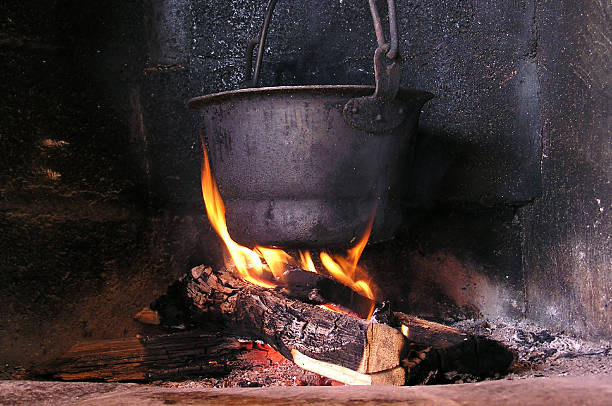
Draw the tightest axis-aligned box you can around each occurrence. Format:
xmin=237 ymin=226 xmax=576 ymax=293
xmin=200 ymin=141 xmax=376 ymax=316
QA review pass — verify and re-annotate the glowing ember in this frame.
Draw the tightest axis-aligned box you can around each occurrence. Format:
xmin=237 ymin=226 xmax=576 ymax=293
xmin=201 ymin=141 xmax=377 ymax=314
xmin=316 ymin=304 xmax=360 ymax=318
xmin=401 ymin=325 xmax=410 ymax=337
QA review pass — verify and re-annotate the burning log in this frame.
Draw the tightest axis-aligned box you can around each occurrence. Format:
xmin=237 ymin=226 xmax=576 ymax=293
xmin=138 ymin=265 xmax=514 ymax=385
xmin=281 ymin=267 xmax=376 ymax=319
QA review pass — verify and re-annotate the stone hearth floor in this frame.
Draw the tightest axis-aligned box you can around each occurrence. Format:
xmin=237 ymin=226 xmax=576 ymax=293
xmin=1 ymin=374 xmax=611 ymax=405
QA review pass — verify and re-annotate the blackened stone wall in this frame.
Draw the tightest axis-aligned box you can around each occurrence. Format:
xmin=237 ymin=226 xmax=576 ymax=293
xmin=519 ymin=0 xmax=611 ymax=338
xmin=0 ymin=0 xmax=222 ymax=374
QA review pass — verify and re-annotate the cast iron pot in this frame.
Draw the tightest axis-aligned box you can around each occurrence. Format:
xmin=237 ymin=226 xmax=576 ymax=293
xmin=188 ymin=0 xmax=432 ymax=247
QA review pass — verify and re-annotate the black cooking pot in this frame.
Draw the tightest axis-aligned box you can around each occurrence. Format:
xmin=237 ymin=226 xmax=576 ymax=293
xmin=188 ymin=0 xmax=432 ymax=247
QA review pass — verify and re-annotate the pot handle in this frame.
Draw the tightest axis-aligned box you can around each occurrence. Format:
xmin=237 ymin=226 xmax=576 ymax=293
xmin=243 ymin=0 xmax=401 ymax=96
xmin=242 ymin=0 xmax=278 ymax=89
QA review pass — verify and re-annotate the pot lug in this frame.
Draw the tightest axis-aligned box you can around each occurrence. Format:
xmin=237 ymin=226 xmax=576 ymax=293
xmin=342 ymin=45 xmax=405 ymax=133
xmin=342 ymin=98 xmax=408 ymax=133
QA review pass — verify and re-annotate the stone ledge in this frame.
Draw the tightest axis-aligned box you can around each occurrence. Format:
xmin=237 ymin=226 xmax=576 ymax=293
xmin=2 ymin=374 xmax=611 ymax=406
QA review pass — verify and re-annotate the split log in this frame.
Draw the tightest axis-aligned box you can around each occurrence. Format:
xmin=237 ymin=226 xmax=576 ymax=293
xmin=291 ymin=350 xmax=406 ymax=386
xmin=35 ymin=330 xmax=283 ymax=382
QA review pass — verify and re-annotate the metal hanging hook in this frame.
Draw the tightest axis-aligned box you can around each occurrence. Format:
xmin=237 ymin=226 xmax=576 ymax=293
xmin=386 ymin=0 xmax=399 ymax=59
xmin=368 ymin=0 xmax=399 ymax=60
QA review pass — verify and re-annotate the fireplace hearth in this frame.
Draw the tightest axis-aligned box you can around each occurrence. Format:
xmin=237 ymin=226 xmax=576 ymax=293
xmin=1 ymin=0 xmax=609 ymax=404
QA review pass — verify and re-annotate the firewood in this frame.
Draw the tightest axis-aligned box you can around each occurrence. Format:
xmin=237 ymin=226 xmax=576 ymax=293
xmin=392 ymin=313 xmax=516 ymax=378
xmin=281 ymin=268 xmax=375 ymax=319
xmin=34 ymin=330 xmax=277 ymax=382
xmin=37 ymin=266 xmax=514 ymax=385
xmin=144 ymin=266 xmax=514 ymax=385
xmin=159 ymin=266 xmax=407 ymax=376
xmin=291 ymin=349 xmax=405 ymax=385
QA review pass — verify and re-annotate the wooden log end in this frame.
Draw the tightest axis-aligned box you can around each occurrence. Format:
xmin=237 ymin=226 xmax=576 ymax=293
xmin=358 ymin=322 xmax=406 ymax=374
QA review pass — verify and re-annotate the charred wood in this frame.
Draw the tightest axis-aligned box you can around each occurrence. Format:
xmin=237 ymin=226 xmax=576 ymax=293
xmin=281 ymin=267 xmax=375 ymax=319
xmin=37 ymin=266 xmax=514 ymax=385
xmin=35 ymin=330 xmax=278 ymax=382
xmin=392 ymin=313 xmax=516 ymax=380
xmin=171 ymin=266 xmax=406 ymax=377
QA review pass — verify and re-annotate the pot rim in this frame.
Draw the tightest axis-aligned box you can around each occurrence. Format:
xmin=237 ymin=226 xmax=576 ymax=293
xmin=187 ymin=85 xmax=433 ymax=109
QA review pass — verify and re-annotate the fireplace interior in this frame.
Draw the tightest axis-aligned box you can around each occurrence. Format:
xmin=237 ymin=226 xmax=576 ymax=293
xmin=0 ymin=0 xmax=610 ymax=404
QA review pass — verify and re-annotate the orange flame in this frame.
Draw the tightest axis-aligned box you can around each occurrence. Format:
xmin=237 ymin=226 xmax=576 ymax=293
xmin=318 ymin=213 xmax=376 ymax=300
xmin=254 ymin=246 xmax=291 ymax=279
xmin=201 ymin=145 xmax=276 ymax=288
xmin=200 ymin=142 xmax=377 ymax=313
xmin=347 ymin=211 xmax=375 ymax=274
xmin=299 ymin=251 xmax=317 ymax=273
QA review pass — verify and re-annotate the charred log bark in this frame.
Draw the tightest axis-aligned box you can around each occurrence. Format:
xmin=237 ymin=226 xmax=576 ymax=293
xmin=281 ymin=268 xmax=375 ymax=319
